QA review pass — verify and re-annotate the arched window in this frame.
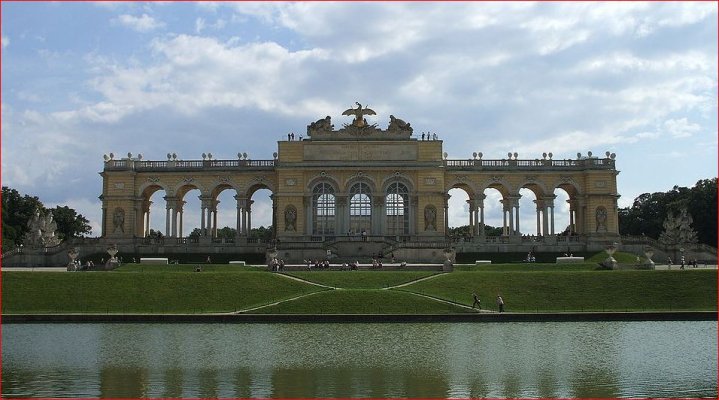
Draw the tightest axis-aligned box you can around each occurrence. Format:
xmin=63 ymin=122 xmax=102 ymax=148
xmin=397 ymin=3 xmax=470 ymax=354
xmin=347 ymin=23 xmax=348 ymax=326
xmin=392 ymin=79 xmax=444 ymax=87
xmin=386 ymin=182 xmax=409 ymax=235
xmin=312 ymin=183 xmax=335 ymax=235
xmin=349 ymin=182 xmax=371 ymax=233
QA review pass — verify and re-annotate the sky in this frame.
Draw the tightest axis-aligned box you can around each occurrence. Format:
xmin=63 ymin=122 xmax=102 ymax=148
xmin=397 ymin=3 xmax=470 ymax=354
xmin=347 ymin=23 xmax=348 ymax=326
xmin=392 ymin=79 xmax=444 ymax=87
xmin=2 ymin=1 xmax=717 ymax=237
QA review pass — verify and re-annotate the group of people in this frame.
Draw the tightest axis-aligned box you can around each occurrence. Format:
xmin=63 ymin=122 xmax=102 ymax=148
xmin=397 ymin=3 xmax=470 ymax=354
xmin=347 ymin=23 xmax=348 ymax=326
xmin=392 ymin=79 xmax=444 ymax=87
xmin=472 ymin=293 xmax=505 ymax=313
xmin=305 ymin=259 xmax=331 ymax=270
xmin=667 ymin=256 xmax=699 ymax=270
xmin=420 ymin=132 xmax=439 ymax=141
xmin=270 ymin=258 xmax=286 ymax=271
xmin=286 ymin=132 xmax=302 ymax=141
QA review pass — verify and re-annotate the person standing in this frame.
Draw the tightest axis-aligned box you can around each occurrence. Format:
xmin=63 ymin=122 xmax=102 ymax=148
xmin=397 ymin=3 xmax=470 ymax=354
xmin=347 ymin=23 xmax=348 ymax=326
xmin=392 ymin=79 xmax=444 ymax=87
xmin=496 ymin=295 xmax=504 ymax=313
xmin=472 ymin=293 xmax=481 ymax=309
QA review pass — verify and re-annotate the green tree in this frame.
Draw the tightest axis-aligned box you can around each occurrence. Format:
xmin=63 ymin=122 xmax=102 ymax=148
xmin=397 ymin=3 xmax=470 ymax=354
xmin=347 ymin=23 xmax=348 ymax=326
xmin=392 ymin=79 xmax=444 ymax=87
xmin=618 ymin=178 xmax=717 ymax=247
xmin=2 ymin=186 xmax=45 ymax=251
xmin=50 ymin=205 xmax=92 ymax=240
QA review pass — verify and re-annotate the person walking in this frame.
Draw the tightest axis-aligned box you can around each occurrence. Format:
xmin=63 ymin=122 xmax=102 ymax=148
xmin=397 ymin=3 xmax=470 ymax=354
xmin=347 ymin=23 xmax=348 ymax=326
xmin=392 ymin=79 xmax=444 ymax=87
xmin=472 ymin=293 xmax=481 ymax=309
xmin=496 ymin=295 xmax=505 ymax=313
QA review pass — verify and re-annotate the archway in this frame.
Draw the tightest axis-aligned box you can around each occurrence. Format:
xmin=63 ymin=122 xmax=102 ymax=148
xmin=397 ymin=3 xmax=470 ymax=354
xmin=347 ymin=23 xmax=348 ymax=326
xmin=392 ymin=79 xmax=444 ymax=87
xmin=447 ymin=187 xmax=472 ymax=240
xmin=247 ymin=186 xmax=274 ymax=242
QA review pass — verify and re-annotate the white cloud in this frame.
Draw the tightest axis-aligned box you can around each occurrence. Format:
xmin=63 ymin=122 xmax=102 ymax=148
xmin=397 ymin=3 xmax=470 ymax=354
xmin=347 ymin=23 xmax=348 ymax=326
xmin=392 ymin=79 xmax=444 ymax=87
xmin=195 ymin=17 xmax=205 ymax=34
xmin=113 ymin=14 xmax=164 ymax=33
xmin=664 ymin=118 xmax=701 ymax=138
xmin=2 ymin=35 xmax=9 ymax=48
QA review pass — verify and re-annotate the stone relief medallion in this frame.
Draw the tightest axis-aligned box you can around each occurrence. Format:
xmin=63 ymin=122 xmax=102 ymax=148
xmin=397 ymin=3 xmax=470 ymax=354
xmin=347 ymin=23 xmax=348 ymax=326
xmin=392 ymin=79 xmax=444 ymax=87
xmin=424 ymin=177 xmax=437 ymax=186
xmin=285 ymin=178 xmax=297 ymax=186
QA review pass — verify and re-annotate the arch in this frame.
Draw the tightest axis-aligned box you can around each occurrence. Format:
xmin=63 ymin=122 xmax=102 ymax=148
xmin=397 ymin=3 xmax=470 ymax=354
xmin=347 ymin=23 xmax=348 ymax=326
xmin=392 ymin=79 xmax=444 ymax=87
xmin=380 ymin=173 xmax=414 ymax=193
xmin=312 ymin=182 xmax=336 ymax=235
xmin=138 ymin=181 xmax=169 ymax=198
xmin=349 ymin=181 xmax=372 ymax=234
xmin=209 ymin=182 xmax=240 ymax=199
xmin=478 ymin=178 xmax=513 ymax=198
xmin=517 ymin=180 xmax=551 ymax=199
xmin=345 ymin=175 xmax=378 ymax=194
xmin=386 ymin=181 xmax=410 ymax=235
xmin=444 ymin=176 xmax=480 ymax=197
xmin=306 ymin=174 xmax=341 ymax=193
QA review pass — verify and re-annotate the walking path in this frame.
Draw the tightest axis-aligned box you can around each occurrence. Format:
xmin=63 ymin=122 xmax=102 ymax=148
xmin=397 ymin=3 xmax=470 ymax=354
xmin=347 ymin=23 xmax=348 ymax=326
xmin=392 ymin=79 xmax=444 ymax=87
xmin=234 ymin=272 xmax=490 ymax=314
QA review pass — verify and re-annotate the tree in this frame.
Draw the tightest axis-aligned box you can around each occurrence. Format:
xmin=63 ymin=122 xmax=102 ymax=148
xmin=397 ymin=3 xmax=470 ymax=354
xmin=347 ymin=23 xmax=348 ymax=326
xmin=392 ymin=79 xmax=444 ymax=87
xmin=2 ymin=186 xmax=45 ymax=251
xmin=618 ymin=178 xmax=717 ymax=247
xmin=50 ymin=206 xmax=92 ymax=240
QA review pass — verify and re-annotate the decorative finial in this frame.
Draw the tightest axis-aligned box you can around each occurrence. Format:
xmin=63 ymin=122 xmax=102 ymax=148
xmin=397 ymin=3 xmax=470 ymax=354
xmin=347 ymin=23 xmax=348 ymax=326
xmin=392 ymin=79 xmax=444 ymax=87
xmin=472 ymin=152 xmax=477 ymax=159
xmin=587 ymin=151 xmax=593 ymax=157
xmin=202 ymin=153 xmax=207 ymax=160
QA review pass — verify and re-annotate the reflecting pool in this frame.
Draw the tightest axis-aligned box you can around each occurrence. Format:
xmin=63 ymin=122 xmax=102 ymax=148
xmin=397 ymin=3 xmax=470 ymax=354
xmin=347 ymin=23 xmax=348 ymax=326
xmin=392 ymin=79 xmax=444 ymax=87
xmin=2 ymin=321 xmax=716 ymax=398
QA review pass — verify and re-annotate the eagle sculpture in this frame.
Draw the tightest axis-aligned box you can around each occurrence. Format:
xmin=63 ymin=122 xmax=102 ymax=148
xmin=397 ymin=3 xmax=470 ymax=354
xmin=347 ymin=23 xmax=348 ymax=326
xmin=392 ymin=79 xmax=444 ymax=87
xmin=342 ymin=102 xmax=376 ymax=127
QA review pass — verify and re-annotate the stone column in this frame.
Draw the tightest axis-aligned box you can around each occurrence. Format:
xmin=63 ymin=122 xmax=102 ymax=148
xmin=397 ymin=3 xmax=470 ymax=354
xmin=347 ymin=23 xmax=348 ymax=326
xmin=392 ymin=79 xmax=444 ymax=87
xmin=371 ymin=195 xmax=383 ymax=235
xmin=501 ymin=199 xmax=509 ymax=235
xmin=568 ymin=199 xmax=577 ymax=235
xmin=467 ymin=199 xmax=475 ymax=237
xmin=304 ymin=196 xmax=312 ymax=236
xmin=443 ymin=194 xmax=451 ymax=235
xmin=336 ymin=196 xmax=348 ymax=235
xmin=410 ymin=195 xmax=418 ymax=236
xmin=270 ymin=195 xmax=277 ymax=238
xmin=476 ymin=193 xmax=485 ymax=237
xmin=534 ymin=199 xmax=543 ymax=236
xmin=513 ymin=197 xmax=520 ymax=235
xmin=234 ymin=195 xmax=244 ymax=237
xmin=246 ymin=200 xmax=254 ymax=236
xmin=178 ymin=200 xmax=185 ymax=238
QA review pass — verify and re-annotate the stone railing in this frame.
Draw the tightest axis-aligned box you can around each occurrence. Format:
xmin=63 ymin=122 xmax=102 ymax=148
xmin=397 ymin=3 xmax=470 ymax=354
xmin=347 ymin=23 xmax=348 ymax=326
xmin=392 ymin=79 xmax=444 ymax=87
xmin=445 ymin=158 xmax=615 ymax=171
xmin=104 ymin=159 xmax=276 ymax=172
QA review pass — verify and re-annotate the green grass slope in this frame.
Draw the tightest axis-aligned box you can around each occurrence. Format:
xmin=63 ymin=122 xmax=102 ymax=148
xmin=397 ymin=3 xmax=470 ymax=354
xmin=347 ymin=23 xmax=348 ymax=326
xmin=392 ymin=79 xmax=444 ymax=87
xmin=2 ymin=271 xmax=324 ymax=314
xmin=284 ymin=271 xmax=437 ymax=289
xmin=250 ymin=289 xmax=470 ymax=314
xmin=402 ymin=269 xmax=717 ymax=312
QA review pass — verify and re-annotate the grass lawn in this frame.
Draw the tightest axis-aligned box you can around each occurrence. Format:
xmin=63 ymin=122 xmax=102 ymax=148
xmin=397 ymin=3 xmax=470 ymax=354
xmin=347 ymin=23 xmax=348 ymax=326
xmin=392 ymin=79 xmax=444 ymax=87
xmin=283 ymin=271 xmax=438 ymax=289
xmin=454 ymin=263 xmax=598 ymax=272
xmin=3 ymin=264 xmax=715 ymax=314
xmin=401 ymin=269 xmax=718 ymax=312
xmin=114 ymin=263 xmax=266 ymax=273
xmin=1 ymin=271 xmax=325 ymax=314
xmin=249 ymin=289 xmax=471 ymax=314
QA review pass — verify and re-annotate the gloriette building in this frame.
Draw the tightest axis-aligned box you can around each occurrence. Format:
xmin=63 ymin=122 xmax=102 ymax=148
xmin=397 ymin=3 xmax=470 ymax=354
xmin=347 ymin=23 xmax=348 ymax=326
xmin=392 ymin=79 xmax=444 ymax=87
xmin=98 ymin=104 xmax=620 ymax=263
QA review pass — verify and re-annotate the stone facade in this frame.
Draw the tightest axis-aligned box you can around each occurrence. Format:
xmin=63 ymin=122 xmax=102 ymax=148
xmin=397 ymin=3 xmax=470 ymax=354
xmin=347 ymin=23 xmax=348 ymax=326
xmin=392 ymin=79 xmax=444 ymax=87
xmin=98 ymin=109 xmax=621 ymax=261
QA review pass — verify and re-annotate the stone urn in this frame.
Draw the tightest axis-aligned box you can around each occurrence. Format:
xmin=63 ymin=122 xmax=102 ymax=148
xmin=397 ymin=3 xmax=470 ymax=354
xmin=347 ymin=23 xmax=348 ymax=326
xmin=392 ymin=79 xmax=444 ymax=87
xmin=643 ymin=246 xmax=655 ymax=270
xmin=105 ymin=244 xmax=120 ymax=270
xmin=602 ymin=242 xmax=618 ymax=270
xmin=442 ymin=247 xmax=455 ymax=272
xmin=67 ymin=248 xmax=79 ymax=271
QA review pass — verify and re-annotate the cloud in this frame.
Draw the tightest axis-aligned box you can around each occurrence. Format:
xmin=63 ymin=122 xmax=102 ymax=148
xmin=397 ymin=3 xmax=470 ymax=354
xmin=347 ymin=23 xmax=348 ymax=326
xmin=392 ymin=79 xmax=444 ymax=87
xmin=664 ymin=118 xmax=701 ymax=138
xmin=113 ymin=14 xmax=164 ymax=32
xmin=1 ymin=35 xmax=8 ymax=48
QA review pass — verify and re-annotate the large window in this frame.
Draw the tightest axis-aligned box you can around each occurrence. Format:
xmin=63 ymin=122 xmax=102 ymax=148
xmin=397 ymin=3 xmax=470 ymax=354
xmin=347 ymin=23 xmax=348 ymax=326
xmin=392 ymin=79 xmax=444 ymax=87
xmin=349 ymin=182 xmax=371 ymax=233
xmin=386 ymin=182 xmax=409 ymax=235
xmin=312 ymin=183 xmax=335 ymax=235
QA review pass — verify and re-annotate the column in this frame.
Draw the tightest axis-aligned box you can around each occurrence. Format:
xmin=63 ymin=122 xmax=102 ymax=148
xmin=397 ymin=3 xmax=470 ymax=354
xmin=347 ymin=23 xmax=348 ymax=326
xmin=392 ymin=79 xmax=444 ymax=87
xmin=246 ymin=200 xmax=254 ymax=235
xmin=234 ymin=195 xmax=244 ymax=237
xmin=479 ymin=199 xmax=486 ymax=237
xmin=304 ymin=196 xmax=312 ymax=236
xmin=501 ymin=199 xmax=509 ymax=235
xmin=535 ymin=200 xmax=542 ymax=236
xmin=443 ymin=194 xmax=451 ymax=235
xmin=467 ymin=199 xmax=475 ymax=237
xmin=568 ymin=199 xmax=576 ymax=235
xmin=270 ymin=195 xmax=277 ymax=238
xmin=178 ymin=200 xmax=186 ymax=237
xmin=336 ymin=196 xmax=348 ymax=235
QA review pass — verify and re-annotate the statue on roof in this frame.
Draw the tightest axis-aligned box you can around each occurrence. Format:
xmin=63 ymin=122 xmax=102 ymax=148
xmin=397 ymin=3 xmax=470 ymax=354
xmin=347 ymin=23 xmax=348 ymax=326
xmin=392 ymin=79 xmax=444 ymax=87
xmin=342 ymin=102 xmax=376 ymax=128
xmin=388 ymin=115 xmax=413 ymax=134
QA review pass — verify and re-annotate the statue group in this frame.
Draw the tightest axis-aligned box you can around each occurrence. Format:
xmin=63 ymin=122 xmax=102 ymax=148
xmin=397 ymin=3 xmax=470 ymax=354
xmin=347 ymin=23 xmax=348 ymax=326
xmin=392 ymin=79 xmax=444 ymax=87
xmin=23 ymin=208 xmax=61 ymax=248
xmin=307 ymin=103 xmax=413 ymax=136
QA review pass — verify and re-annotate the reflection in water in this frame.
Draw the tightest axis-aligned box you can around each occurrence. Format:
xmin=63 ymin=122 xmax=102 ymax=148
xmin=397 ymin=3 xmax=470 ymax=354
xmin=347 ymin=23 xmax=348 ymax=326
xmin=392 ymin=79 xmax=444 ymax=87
xmin=2 ymin=321 xmax=716 ymax=398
